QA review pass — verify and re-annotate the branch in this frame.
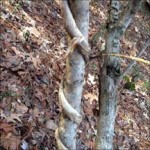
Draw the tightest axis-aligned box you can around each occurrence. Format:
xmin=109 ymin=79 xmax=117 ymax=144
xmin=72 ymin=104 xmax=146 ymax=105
xmin=103 ymin=54 xmax=150 ymax=64
xmin=118 ymin=0 xmax=141 ymax=36
xmin=116 ymin=39 xmax=150 ymax=85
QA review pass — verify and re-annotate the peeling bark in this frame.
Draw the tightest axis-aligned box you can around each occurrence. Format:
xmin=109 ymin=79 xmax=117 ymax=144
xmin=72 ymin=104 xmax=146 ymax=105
xmin=56 ymin=0 xmax=90 ymax=149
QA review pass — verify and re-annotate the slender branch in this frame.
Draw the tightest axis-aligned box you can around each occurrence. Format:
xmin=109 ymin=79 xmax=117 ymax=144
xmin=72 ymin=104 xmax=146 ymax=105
xmin=114 ymin=0 xmax=141 ymax=37
xmin=120 ymin=0 xmax=141 ymax=29
xmin=103 ymin=54 xmax=150 ymax=64
xmin=116 ymin=39 xmax=150 ymax=85
xmin=89 ymin=50 xmax=150 ymax=64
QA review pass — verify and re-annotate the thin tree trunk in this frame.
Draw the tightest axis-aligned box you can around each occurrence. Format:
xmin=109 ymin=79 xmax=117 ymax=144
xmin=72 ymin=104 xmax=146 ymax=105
xmin=55 ymin=1 xmax=90 ymax=149
xmin=96 ymin=0 xmax=141 ymax=149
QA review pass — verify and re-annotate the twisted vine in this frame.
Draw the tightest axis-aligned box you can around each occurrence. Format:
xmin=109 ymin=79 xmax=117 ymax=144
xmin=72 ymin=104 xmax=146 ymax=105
xmin=55 ymin=1 xmax=90 ymax=149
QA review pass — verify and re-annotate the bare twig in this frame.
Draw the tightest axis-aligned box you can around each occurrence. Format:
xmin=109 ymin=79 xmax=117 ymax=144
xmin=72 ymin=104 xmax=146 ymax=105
xmin=116 ymin=39 xmax=150 ymax=85
xmin=103 ymin=54 xmax=150 ymax=64
xmin=117 ymin=0 xmax=141 ymax=36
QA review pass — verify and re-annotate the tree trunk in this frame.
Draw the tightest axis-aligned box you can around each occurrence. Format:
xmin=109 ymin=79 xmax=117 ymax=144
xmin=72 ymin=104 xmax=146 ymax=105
xmin=96 ymin=0 xmax=141 ymax=149
xmin=55 ymin=1 xmax=90 ymax=149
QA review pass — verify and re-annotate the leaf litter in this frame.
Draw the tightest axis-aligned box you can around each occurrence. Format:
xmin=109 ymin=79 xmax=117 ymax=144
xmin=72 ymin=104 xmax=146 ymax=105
xmin=0 ymin=0 xmax=149 ymax=149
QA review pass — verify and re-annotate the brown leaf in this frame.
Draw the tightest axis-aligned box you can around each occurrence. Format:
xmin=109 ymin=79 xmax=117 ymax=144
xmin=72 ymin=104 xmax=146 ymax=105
xmin=0 ymin=133 xmax=20 ymax=150
xmin=1 ymin=110 xmax=23 ymax=123
xmin=12 ymin=102 xmax=28 ymax=115
xmin=45 ymin=119 xmax=57 ymax=131
xmin=11 ymin=46 xmax=24 ymax=57
xmin=26 ymin=53 xmax=41 ymax=68
xmin=0 ymin=123 xmax=14 ymax=133
xmin=84 ymin=93 xmax=98 ymax=105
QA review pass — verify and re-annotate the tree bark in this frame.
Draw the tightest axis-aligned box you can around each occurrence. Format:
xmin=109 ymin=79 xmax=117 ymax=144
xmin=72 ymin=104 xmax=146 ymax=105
xmin=96 ymin=0 xmax=141 ymax=149
xmin=55 ymin=1 xmax=90 ymax=149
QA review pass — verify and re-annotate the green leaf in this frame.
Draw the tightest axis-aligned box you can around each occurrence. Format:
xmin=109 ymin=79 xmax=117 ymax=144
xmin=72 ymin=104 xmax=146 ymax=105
xmin=124 ymin=82 xmax=135 ymax=91
xmin=142 ymin=81 xmax=150 ymax=91
xmin=124 ymin=76 xmax=130 ymax=82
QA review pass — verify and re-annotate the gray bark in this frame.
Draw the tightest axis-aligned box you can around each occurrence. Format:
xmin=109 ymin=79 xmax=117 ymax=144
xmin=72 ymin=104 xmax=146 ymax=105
xmin=55 ymin=0 xmax=90 ymax=149
xmin=96 ymin=0 xmax=141 ymax=149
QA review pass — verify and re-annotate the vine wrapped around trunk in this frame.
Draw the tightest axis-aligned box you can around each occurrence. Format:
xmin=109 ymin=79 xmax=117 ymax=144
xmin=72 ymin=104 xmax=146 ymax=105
xmin=55 ymin=0 xmax=90 ymax=149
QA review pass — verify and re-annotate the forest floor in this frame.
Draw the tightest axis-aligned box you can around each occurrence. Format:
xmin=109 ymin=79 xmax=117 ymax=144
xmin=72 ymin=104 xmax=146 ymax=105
xmin=0 ymin=1 xmax=150 ymax=150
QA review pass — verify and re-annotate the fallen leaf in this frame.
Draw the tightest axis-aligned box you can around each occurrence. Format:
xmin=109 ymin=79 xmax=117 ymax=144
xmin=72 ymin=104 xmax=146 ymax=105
xmin=45 ymin=119 xmax=57 ymax=130
xmin=12 ymin=102 xmax=28 ymax=115
xmin=88 ymin=74 xmax=96 ymax=85
xmin=0 ymin=133 xmax=20 ymax=150
xmin=84 ymin=93 xmax=98 ymax=104
xmin=22 ymin=26 xmax=41 ymax=38
xmin=0 ymin=110 xmax=23 ymax=123
xmin=11 ymin=46 xmax=25 ymax=58
xmin=134 ymin=26 xmax=138 ymax=32
xmin=26 ymin=53 xmax=41 ymax=68
xmin=0 ymin=123 xmax=14 ymax=133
